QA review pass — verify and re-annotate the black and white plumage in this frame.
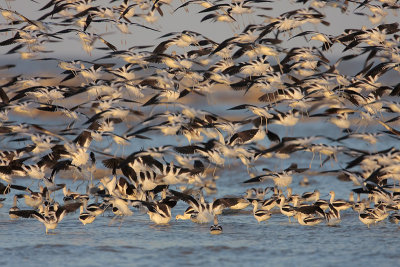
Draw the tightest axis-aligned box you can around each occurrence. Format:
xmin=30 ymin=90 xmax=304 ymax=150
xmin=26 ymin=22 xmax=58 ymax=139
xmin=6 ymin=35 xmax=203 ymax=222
xmin=209 ymin=215 xmax=223 ymax=235
xmin=170 ymin=189 xmax=226 ymax=223
xmin=79 ymin=206 xmax=96 ymax=225
xmin=251 ymin=200 xmax=271 ymax=223
xmin=9 ymin=195 xmax=20 ymax=219
xmin=278 ymin=195 xmax=296 ymax=222
xmin=329 ymin=191 xmax=352 ymax=211
xmin=33 ymin=209 xmax=66 ymax=234
xmin=30 ymin=202 xmax=77 ymax=234
xmin=295 ymin=212 xmax=324 ymax=226
xmin=243 ymin=163 xmax=307 ymax=188
xmin=134 ymin=194 xmax=178 ymax=224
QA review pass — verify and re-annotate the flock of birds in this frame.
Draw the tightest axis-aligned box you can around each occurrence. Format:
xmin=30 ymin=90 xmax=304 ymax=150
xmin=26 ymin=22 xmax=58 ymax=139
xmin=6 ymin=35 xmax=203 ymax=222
xmin=0 ymin=0 xmax=400 ymax=235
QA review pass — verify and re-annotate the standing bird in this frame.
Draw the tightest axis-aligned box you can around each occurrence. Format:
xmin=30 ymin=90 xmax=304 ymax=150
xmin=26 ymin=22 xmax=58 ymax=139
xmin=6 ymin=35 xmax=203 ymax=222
xmin=279 ymin=195 xmax=296 ymax=222
xmin=79 ymin=199 xmax=96 ymax=225
xmin=251 ymin=199 xmax=272 ymax=223
xmin=9 ymin=195 xmax=20 ymax=219
xmin=32 ymin=203 xmax=67 ymax=234
xmin=329 ymin=191 xmax=352 ymax=211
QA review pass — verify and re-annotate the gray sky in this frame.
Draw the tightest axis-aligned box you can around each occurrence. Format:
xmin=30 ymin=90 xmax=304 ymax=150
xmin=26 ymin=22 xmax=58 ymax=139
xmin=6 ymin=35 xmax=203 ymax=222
xmin=0 ymin=0 xmax=398 ymax=73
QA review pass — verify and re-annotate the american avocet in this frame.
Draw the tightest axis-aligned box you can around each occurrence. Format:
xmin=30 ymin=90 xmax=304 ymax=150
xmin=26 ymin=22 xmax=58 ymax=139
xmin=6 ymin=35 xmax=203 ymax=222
xmin=210 ymin=215 xmax=223 ymax=235
xmin=86 ymin=202 xmax=106 ymax=216
xmin=279 ymin=195 xmax=298 ymax=222
xmin=329 ymin=191 xmax=352 ymax=211
xmin=176 ymin=206 xmax=196 ymax=221
xmin=228 ymin=123 xmax=267 ymax=146
xmin=251 ymin=200 xmax=272 ymax=223
xmin=79 ymin=199 xmax=96 ymax=225
xmin=218 ymin=197 xmax=251 ymax=210
xmin=33 ymin=211 xmax=66 ymax=234
xmin=9 ymin=195 xmax=20 ymax=219
xmin=244 ymin=188 xmax=257 ymax=199
xmin=352 ymin=197 xmax=368 ymax=213
xmin=255 ymin=187 xmax=272 ymax=200
xmin=286 ymin=188 xmax=300 ymax=204
xmin=170 ymin=189 xmax=225 ymax=223
xmin=18 ymin=186 xmax=47 ymax=209
xmin=244 ymin=163 xmax=307 ymax=188
xmin=301 ymin=189 xmax=320 ymax=203
xmin=359 ymin=212 xmax=377 ymax=228
xmin=389 ymin=213 xmax=400 ymax=224
xmin=106 ymin=197 xmax=134 ymax=216
xmin=356 ymin=202 xmax=377 ymax=228
xmin=294 ymin=204 xmax=326 ymax=220
xmin=8 ymin=208 xmax=40 ymax=219
xmin=32 ymin=203 xmax=68 ymax=234
xmin=63 ymin=186 xmax=89 ymax=204
xmin=299 ymin=177 xmax=310 ymax=187
xmin=260 ymin=196 xmax=277 ymax=211
xmin=314 ymin=193 xmax=330 ymax=211
xmin=326 ymin=204 xmax=341 ymax=226
xmin=135 ymin=195 xmax=177 ymax=224
xmin=295 ymin=212 xmax=324 ymax=226
xmin=79 ymin=204 xmax=96 ymax=225
xmin=371 ymin=204 xmax=390 ymax=223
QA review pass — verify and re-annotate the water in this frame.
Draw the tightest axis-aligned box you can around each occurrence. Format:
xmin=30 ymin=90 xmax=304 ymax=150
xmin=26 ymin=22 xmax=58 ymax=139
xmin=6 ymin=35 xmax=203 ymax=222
xmin=1 ymin=206 xmax=399 ymax=267
xmin=1 ymin=153 xmax=400 ymax=267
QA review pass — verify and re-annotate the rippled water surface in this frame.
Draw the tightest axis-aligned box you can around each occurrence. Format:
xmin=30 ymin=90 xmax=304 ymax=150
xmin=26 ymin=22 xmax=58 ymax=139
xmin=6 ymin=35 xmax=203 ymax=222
xmin=1 ymin=162 xmax=400 ymax=267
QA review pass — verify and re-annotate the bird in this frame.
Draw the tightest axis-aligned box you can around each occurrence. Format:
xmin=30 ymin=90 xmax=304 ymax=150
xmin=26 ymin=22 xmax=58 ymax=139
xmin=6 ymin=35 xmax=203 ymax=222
xmin=32 ymin=202 xmax=68 ymax=234
xmin=295 ymin=212 xmax=324 ymax=226
xmin=134 ymin=193 xmax=177 ymax=224
xmin=106 ymin=197 xmax=134 ymax=216
xmin=294 ymin=204 xmax=326 ymax=220
xmin=325 ymin=204 xmax=341 ymax=226
xmin=9 ymin=195 xmax=20 ymax=219
xmin=79 ymin=206 xmax=96 ymax=225
xmin=259 ymin=196 xmax=277 ymax=211
xmin=86 ymin=202 xmax=106 ymax=217
xmin=170 ymin=189 xmax=226 ymax=223
xmin=244 ymin=163 xmax=307 ymax=188
xmin=176 ymin=206 xmax=197 ymax=221
xmin=299 ymin=177 xmax=310 ymax=187
xmin=329 ymin=191 xmax=352 ymax=211
xmin=278 ymin=195 xmax=296 ymax=222
xmin=79 ymin=199 xmax=96 ymax=225
xmin=251 ymin=200 xmax=272 ymax=223
xmin=209 ymin=215 xmax=223 ymax=235
xmin=389 ymin=213 xmax=400 ymax=224
xmin=217 ymin=197 xmax=250 ymax=210
xmin=359 ymin=211 xmax=377 ymax=228
xmin=301 ymin=189 xmax=320 ymax=203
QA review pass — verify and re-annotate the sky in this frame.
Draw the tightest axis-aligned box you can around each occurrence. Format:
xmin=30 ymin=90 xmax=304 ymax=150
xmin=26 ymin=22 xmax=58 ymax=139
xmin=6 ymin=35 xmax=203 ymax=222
xmin=0 ymin=0 xmax=398 ymax=73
